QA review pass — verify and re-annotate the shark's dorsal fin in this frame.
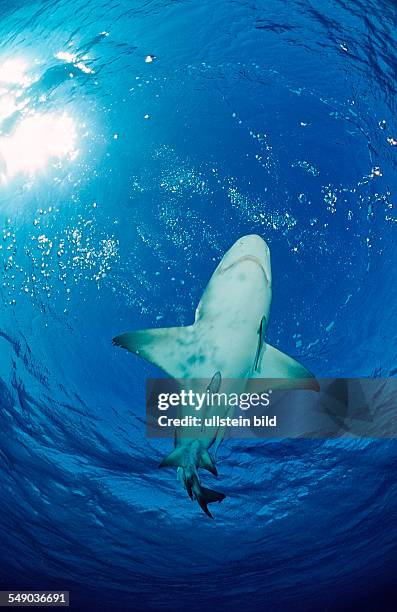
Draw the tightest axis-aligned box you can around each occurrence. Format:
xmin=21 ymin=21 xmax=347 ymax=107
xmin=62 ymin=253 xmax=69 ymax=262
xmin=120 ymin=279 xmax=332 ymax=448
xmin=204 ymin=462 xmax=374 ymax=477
xmin=246 ymin=343 xmax=320 ymax=392
xmin=112 ymin=325 xmax=195 ymax=378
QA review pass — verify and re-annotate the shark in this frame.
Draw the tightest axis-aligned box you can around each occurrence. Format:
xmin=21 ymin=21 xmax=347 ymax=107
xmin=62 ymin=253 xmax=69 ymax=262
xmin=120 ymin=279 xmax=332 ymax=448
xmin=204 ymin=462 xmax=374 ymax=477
xmin=113 ymin=234 xmax=319 ymax=517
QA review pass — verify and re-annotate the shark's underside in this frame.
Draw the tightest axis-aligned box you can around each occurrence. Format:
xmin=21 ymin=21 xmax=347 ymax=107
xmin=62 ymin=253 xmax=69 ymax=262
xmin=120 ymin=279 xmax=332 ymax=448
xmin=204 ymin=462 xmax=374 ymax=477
xmin=113 ymin=235 xmax=319 ymax=517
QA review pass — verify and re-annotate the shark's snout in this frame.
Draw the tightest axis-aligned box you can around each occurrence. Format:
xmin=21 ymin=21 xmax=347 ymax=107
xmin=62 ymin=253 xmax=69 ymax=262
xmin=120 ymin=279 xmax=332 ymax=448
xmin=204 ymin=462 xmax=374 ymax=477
xmin=221 ymin=234 xmax=271 ymax=286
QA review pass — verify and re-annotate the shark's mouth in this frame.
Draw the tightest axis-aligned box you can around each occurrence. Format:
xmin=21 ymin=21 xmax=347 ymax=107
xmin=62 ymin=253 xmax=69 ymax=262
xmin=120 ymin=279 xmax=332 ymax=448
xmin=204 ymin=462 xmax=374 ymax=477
xmin=220 ymin=254 xmax=270 ymax=286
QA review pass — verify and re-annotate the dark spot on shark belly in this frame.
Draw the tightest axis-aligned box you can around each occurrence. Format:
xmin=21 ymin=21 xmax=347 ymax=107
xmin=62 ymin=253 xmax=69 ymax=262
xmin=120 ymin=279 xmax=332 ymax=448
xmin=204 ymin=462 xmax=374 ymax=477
xmin=221 ymin=255 xmax=269 ymax=285
xmin=187 ymin=354 xmax=206 ymax=365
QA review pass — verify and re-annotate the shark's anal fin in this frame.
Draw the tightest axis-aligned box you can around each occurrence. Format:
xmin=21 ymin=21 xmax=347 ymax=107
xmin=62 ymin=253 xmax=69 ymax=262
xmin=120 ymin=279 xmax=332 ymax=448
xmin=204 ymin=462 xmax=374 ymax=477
xmin=247 ymin=343 xmax=320 ymax=392
xmin=112 ymin=325 xmax=195 ymax=378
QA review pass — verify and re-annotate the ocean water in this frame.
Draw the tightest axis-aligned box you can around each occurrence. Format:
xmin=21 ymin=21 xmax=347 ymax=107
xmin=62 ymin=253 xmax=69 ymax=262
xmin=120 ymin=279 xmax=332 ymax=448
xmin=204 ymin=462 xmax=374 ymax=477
xmin=0 ymin=0 xmax=396 ymax=610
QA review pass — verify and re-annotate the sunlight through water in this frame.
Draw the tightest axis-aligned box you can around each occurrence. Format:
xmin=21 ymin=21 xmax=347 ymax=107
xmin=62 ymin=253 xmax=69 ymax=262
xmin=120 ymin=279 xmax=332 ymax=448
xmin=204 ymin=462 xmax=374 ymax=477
xmin=0 ymin=112 xmax=78 ymax=180
xmin=0 ymin=57 xmax=78 ymax=181
xmin=0 ymin=58 xmax=32 ymax=86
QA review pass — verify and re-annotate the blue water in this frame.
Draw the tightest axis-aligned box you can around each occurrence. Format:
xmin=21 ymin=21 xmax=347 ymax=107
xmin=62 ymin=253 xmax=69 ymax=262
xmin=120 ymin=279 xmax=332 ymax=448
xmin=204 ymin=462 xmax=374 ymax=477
xmin=0 ymin=0 xmax=397 ymax=610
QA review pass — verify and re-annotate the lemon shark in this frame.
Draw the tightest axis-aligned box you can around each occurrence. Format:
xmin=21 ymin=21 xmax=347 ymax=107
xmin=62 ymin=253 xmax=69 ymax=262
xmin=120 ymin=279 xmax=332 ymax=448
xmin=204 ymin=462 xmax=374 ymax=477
xmin=113 ymin=235 xmax=319 ymax=517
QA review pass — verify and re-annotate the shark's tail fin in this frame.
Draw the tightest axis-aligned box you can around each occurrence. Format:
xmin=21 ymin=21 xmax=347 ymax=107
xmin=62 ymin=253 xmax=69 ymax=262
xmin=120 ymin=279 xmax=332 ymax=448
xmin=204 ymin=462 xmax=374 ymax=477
xmin=174 ymin=461 xmax=226 ymax=518
xmin=193 ymin=483 xmax=226 ymax=519
xmin=185 ymin=470 xmax=225 ymax=519
xmin=160 ymin=443 xmax=224 ymax=518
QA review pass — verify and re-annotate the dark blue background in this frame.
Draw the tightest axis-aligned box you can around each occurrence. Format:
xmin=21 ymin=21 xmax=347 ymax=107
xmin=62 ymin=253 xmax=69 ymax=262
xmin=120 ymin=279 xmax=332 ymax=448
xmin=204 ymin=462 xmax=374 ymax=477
xmin=0 ymin=0 xmax=396 ymax=610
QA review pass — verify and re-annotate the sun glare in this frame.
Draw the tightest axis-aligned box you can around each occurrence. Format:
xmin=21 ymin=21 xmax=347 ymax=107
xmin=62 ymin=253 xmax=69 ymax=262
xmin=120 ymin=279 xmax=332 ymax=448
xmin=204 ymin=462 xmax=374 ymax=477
xmin=0 ymin=56 xmax=79 ymax=181
xmin=0 ymin=93 xmax=20 ymax=122
xmin=0 ymin=59 xmax=32 ymax=86
xmin=0 ymin=112 xmax=78 ymax=181
xmin=55 ymin=51 xmax=94 ymax=74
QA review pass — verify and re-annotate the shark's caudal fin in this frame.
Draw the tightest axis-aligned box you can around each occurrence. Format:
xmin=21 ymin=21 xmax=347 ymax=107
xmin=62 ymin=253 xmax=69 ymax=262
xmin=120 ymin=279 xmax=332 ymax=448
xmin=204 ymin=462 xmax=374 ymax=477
xmin=159 ymin=446 xmax=218 ymax=476
xmin=175 ymin=463 xmax=225 ymax=518
xmin=112 ymin=326 xmax=195 ymax=378
xmin=183 ymin=471 xmax=225 ymax=519
xmin=246 ymin=343 xmax=320 ymax=392
xmin=194 ymin=485 xmax=226 ymax=519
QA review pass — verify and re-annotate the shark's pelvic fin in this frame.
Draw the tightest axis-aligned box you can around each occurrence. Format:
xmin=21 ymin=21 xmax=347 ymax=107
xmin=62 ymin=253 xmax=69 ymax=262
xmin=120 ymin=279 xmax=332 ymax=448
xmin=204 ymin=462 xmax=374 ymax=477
xmin=112 ymin=325 xmax=195 ymax=378
xmin=248 ymin=343 xmax=320 ymax=392
xmin=159 ymin=446 xmax=217 ymax=476
xmin=199 ymin=449 xmax=218 ymax=476
xmin=159 ymin=447 xmax=186 ymax=469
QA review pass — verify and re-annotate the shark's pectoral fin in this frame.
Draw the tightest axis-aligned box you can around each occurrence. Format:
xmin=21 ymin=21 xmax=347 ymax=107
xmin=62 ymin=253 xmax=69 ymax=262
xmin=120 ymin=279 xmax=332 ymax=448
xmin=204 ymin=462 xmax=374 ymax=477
xmin=112 ymin=325 xmax=195 ymax=378
xmin=211 ymin=344 xmax=318 ymax=458
xmin=247 ymin=343 xmax=320 ymax=392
